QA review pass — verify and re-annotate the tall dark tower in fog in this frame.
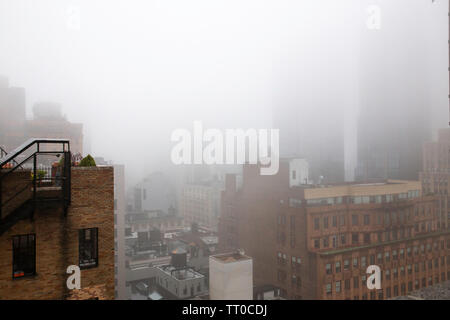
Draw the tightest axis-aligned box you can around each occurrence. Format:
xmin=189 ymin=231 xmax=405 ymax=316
xmin=356 ymin=0 xmax=433 ymax=181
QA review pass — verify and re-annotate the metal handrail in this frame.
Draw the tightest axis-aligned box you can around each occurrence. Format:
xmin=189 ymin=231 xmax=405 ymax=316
xmin=0 ymin=146 xmax=21 ymax=169
xmin=0 ymin=138 xmax=71 ymax=221
xmin=0 ymin=138 xmax=69 ymax=168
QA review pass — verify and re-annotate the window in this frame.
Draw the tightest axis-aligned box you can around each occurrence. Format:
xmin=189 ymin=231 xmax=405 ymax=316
xmin=385 ymin=270 xmax=391 ymax=280
xmin=79 ymin=228 xmax=98 ymax=269
xmin=291 ymin=275 xmax=297 ymax=286
xmin=364 ymin=215 xmax=370 ymax=225
xmin=314 ymin=239 xmax=320 ymax=249
xmin=335 ymin=281 xmax=341 ymax=293
xmin=277 ymin=270 xmax=287 ymax=283
xmin=353 ymin=258 xmax=358 ymax=268
xmin=323 ymin=217 xmax=329 ymax=229
xmin=314 ymin=218 xmax=320 ymax=230
xmin=345 ymin=279 xmax=351 ymax=290
xmin=361 ymin=256 xmax=366 ymax=268
xmin=326 ymin=283 xmax=332 ymax=295
xmin=352 ymin=233 xmax=359 ymax=244
xmin=352 ymin=215 xmax=358 ymax=226
xmin=377 ymin=253 xmax=382 ymax=263
xmin=326 ymin=263 xmax=332 ymax=274
xmin=332 ymin=216 xmax=337 ymax=227
xmin=335 ymin=261 xmax=341 ymax=273
xmin=12 ymin=234 xmax=36 ymax=278
xmin=344 ymin=259 xmax=350 ymax=270
xmin=353 ymin=276 xmax=359 ymax=289
xmin=341 ymin=234 xmax=346 ymax=245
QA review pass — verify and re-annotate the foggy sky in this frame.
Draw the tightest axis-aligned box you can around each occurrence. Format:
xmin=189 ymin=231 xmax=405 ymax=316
xmin=0 ymin=0 xmax=447 ymax=187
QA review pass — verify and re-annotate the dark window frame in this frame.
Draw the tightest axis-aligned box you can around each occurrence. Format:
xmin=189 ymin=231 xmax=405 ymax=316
xmin=79 ymin=228 xmax=99 ymax=269
xmin=12 ymin=233 xmax=36 ymax=279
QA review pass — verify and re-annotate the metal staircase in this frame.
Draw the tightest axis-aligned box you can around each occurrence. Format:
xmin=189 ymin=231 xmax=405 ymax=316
xmin=0 ymin=139 xmax=71 ymax=235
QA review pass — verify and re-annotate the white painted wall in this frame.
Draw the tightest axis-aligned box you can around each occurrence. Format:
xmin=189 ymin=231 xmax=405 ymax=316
xmin=209 ymin=256 xmax=253 ymax=300
xmin=289 ymin=158 xmax=309 ymax=187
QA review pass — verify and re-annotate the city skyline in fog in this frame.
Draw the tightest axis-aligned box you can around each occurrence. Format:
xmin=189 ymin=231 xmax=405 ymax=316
xmin=0 ymin=0 xmax=448 ymax=187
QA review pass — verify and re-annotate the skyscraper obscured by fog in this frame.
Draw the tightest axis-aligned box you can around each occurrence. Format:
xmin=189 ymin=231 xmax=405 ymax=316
xmin=0 ymin=76 xmax=26 ymax=150
xmin=25 ymin=102 xmax=84 ymax=155
xmin=274 ymin=109 xmax=345 ymax=184
xmin=0 ymin=76 xmax=83 ymax=155
xmin=271 ymin=4 xmax=353 ymax=185
xmin=355 ymin=0 xmax=435 ymax=181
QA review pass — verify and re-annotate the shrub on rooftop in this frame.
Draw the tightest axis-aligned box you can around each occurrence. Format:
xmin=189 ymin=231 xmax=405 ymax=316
xmin=79 ymin=154 xmax=96 ymax=167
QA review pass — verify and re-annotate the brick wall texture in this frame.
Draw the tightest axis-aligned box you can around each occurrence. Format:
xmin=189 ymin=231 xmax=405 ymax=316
xmin=0 ymin=166 xmax=114 ymax=300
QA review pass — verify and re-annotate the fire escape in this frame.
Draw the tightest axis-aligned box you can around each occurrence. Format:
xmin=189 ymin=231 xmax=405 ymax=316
xmin=0 ymin=139 xmax=71 ymax=236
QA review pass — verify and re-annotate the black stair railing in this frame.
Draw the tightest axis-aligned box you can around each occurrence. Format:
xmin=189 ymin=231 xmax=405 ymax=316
xmin=0 ymin=146 xmax=21 ymax=169
xmin=0 ymin=138 xmax=71 ymax=223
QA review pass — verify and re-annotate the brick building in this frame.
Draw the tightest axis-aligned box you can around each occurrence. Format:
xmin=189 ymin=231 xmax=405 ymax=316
xmin=25 ymin=102 xmax=83 ymax=156
xmin=0 ymin=140 xmax=114 ymax=299
xmin=0 ymin=82 xmax=83 ymax=156
xmin=219 ymin=159 xmax=450 ymax=300
xmin=420 ymin=128 xmax=450 ymax=230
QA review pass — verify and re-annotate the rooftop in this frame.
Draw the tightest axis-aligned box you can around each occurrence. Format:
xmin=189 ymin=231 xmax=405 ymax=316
xmin=156 ymin=265 xmax=204 ymax=281
xmin=211 ymin=251 xmax=252 ymax=263
xmin=303 ymin=179 xmax=422 ymax=200
xmin=391 ymin=281 xmax=450 ymax=300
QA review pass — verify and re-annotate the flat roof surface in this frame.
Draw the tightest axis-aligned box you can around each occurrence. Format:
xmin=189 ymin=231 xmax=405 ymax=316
xmin=211 ymin=252 xmax=252 ymax=263
xmin=157 ymin=265 xmax=204 ymax=280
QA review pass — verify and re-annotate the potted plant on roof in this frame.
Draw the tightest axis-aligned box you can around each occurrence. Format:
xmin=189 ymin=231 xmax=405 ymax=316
xmin=31 ymin=170 xmax=47 ymax=186
xmin=79 ymin=154 xmax=96 ymax=167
